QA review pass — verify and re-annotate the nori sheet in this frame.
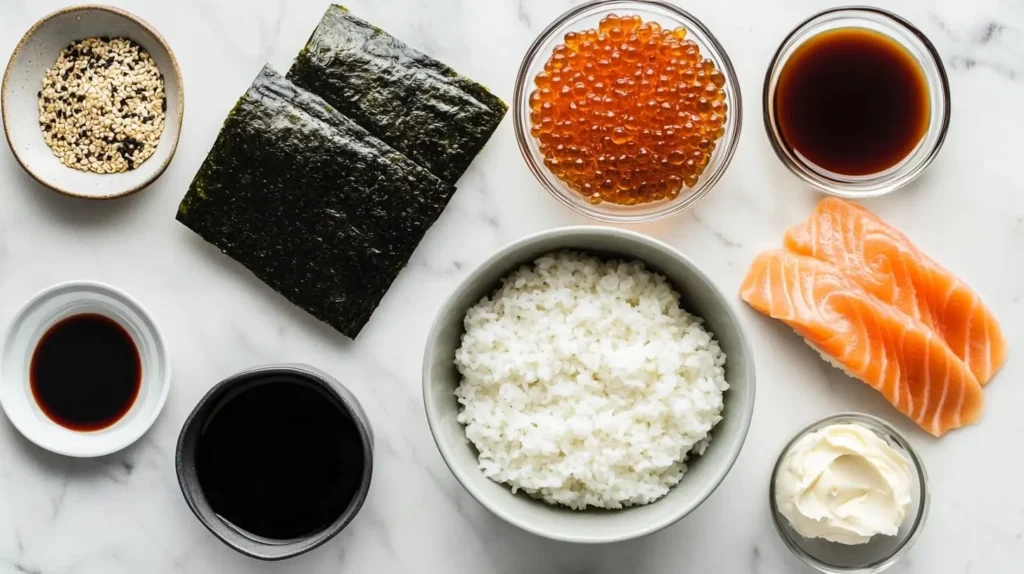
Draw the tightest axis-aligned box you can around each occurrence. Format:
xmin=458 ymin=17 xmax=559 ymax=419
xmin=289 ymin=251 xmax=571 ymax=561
xmin=286 ymin=5 xmax=507 ymax=186
xmin=177 ymin=66 xmax=456 ymax=338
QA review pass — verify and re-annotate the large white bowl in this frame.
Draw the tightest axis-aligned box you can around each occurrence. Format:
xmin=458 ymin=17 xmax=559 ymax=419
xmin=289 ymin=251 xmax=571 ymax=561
xmin=422 ymin=227 xmax=755 ymax=543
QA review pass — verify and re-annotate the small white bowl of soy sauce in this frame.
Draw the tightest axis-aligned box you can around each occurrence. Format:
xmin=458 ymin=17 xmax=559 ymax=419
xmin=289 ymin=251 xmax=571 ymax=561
xmin=0 ymin=281 xmax=170 ymax=457
xmin=175 ymin=364 xmax=374 ymax=561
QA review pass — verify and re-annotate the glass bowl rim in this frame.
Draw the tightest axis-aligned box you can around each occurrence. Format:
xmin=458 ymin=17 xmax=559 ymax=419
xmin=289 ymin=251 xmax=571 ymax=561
xmin=768 ymin=412 xmax=931 ymax=574
xmin=512 ymin=0 xmax=743 ymax=223
xmin=761 ymin=5 xmax=952 ymax=198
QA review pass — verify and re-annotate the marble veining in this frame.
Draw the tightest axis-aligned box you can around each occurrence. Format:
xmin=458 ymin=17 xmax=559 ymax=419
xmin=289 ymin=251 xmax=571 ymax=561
xmin=1 ymin=0 xmax=1023 ymax=572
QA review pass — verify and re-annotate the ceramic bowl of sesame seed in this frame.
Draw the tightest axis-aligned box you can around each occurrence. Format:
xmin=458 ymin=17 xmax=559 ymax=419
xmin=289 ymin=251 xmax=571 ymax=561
xmin=2 ymin=5 xmax=183 ymax=200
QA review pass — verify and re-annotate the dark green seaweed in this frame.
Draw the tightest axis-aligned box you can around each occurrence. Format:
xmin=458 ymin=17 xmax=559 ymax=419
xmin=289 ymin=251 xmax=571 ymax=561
xmin=287 ymin=5 xmax=508 ymax=185
xmin=177 ymin=66 xmax=456 ymax=338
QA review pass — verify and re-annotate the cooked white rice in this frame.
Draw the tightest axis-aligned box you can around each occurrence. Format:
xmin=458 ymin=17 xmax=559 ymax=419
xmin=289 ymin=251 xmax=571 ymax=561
xmin=454 ymin=251 xmax=728 ymax=510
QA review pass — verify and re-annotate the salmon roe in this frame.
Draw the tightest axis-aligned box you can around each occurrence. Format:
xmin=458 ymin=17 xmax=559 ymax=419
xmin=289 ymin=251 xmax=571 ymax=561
xmin=529 ymin=14 xmax=728 ymax=205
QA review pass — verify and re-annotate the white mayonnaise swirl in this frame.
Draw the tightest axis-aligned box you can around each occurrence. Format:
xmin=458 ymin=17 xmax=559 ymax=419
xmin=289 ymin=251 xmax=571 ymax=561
xmin=775 ymin=422 xmax=912 ymax=545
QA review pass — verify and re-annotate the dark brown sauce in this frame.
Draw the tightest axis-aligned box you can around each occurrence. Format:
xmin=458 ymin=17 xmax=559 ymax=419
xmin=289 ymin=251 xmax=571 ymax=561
xmin=775 ymin=27 xmax=930 ymax=176
xmin=31 ymin=313 xmax=141 ymax=431
xmin=194 ymin=379 xmax=364 ymax=540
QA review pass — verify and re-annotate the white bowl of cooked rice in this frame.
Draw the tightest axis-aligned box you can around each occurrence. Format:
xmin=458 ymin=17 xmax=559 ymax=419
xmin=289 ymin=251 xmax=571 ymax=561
xmin=423 ymin=226 xmax=755 ymax=543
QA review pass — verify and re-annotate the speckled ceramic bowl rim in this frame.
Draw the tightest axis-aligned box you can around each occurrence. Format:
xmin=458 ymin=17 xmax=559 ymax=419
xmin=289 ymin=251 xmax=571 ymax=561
xmin=174 ymin=364 xmax=374 ymax=561
xmin=422 ymin=226 xmax=756 ymax=543
xmin=768 ymin=412 xmax=930 ymax=574
xmin=1 ymin=4 xmax=185 ymax=200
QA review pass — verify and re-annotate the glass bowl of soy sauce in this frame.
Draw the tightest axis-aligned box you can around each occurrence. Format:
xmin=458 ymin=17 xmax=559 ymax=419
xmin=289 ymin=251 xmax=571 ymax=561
xmin=763 ymin=7 xmax=951 ymax=197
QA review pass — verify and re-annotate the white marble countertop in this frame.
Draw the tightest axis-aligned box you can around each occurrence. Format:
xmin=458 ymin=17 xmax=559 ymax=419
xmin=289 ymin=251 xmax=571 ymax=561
xmin=1 ymin=0 xmax=1022 ymax=572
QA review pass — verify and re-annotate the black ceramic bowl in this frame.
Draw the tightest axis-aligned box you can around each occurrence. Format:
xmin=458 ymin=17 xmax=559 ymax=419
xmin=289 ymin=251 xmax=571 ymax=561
xmin=175 ymin=364 xmax=373 ymax=560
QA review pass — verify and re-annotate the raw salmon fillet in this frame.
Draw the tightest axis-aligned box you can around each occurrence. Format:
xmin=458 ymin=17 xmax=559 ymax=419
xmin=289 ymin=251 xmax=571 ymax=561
xmin=785 ymin=198 xmax=1007 ymax=385
xmin=740 ymin=250 xmax=984 ymax=437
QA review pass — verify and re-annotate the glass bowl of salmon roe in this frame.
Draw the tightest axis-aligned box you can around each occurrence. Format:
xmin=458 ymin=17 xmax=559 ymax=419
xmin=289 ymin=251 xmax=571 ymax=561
xmin=514 ymin=0 xmax=742 ymax=223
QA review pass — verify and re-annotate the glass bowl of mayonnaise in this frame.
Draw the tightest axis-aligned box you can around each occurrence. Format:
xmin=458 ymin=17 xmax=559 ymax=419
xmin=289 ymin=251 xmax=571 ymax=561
xmin=769 ymin=413 xmax=929 ymax=574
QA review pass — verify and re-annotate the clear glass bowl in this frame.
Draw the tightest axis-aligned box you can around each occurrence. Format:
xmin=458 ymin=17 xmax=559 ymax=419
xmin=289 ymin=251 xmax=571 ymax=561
xmin=769 ymin=413 xmax=930 ymax=574
xmin=763 ymin=7 xmax=950 ymax=197
xmin=513 ymin=0 xmax=742 ymax=223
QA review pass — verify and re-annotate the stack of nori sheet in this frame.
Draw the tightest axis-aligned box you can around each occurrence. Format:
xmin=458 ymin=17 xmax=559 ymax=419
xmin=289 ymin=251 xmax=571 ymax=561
xmin=287 ymin=5 xmax=508 ymax=186
xmin=178 ymin=7 xmax=506 ymax=339
xmin=177 ymin=67 xmax=456 ymax=338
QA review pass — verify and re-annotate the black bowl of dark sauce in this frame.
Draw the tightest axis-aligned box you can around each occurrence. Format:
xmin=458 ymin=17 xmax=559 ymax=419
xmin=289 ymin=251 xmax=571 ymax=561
xmin=175 ymin=365 xmax=373 ymax=560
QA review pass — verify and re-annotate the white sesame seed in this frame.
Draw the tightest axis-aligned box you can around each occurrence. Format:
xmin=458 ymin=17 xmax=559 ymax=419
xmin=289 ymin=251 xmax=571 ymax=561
xmin=38 ymin=37 xmax=165 ymax=173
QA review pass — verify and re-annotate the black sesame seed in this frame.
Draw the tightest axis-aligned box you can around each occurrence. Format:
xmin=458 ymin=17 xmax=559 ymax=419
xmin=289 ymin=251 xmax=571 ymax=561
xmin=36 ymin=91 xmax=41 ymax=98
xmin=161 ymin=98 xmax=167 ymax=112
